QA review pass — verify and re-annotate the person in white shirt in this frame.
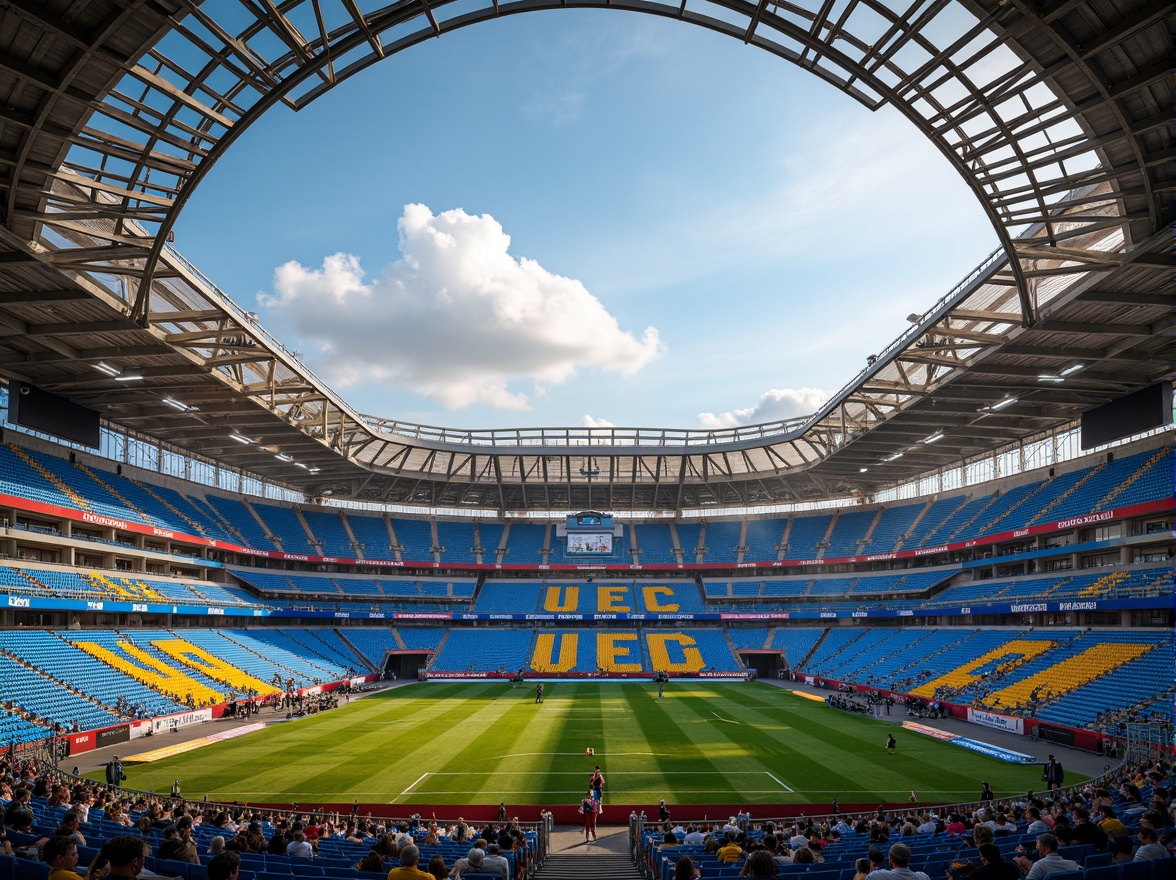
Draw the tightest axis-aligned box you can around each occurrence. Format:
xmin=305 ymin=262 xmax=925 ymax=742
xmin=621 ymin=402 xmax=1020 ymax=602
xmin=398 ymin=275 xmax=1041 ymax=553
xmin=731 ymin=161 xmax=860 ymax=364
xmin=865 ymin=843 xmax=930 ymax=880
xmin=286 ymin=830 xmax=313 ymax=858
xmin=1025 ymin=809 xmax=1051 ymax=835
xmin=1013 ymin=834 xmax=1080 ymax=880
xmin=1133 ymin=827 xmax=1169 ymax=862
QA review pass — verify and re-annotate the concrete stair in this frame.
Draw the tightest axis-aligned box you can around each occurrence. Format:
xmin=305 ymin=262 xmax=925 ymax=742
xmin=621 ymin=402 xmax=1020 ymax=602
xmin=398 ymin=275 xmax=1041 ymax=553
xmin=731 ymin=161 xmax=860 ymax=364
xmin=538 ymin=852 xmax=642 ymax=880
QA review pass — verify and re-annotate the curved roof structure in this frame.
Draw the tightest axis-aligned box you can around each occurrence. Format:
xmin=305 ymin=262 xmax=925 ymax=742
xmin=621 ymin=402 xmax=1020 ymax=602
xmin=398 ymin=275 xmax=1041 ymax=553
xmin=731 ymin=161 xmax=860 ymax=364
xmin=0 ymin=0 xmax=1170 ymax=512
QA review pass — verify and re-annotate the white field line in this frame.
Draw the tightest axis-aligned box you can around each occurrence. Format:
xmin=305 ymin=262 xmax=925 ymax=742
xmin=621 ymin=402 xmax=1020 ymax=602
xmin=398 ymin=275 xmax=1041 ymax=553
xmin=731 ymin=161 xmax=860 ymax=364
xmin=398 ymin=772 xmax=430 ymax=798
xmin=710 ymin=712 xmax=741 ymax=724
xmin=205 ymin=787 xmax=994 ymax=798
xmin=765 ymin=772 xmax=794 ymax=792
xmin=426 ymin=770 xmax=780 ymax=776
xmin=493 ymin=751 xmax=667 ymax=759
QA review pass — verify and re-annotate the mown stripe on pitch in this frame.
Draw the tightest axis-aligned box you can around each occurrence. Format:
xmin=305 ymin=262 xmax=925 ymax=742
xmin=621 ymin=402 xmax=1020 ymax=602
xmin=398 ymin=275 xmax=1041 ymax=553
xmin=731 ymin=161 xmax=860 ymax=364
xmin=629 ymin=686 xmax=742 ymax=800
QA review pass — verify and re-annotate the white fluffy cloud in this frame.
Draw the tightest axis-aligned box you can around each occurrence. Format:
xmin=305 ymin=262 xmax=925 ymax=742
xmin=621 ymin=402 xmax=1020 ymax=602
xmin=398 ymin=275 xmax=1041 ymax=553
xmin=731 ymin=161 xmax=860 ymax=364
xmin=697 ymin=387 xmax=827 ymax=429
xmin=260 ymin=205 xmax=662 ymax=410
xmin=580 ymin=415 xmax=615 ymax=428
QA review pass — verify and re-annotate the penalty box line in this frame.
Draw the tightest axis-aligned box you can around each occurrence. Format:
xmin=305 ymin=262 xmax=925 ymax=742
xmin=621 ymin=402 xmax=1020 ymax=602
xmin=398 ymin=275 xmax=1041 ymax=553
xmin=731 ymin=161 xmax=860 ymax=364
xmin=765 ymin=771 xmax=794 ymax=792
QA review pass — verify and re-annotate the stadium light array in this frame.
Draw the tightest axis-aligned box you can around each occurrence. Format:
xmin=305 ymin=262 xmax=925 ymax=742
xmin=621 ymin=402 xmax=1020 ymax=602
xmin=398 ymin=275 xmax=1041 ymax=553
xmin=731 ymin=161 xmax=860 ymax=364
xmin=94 ymin=362 xmax=121 ymax=377
xmin=881 ymin=451 xmax=904 ymax=463
xmin=921 ymin=431 xmax=944 ymax=444
xmin=275 ymin=453 xmax=294 ymax=462
xmin=229 ymin=433 xmax=253 ymax=444
xmin=980 ymin=397 xmax=1019 ymax=412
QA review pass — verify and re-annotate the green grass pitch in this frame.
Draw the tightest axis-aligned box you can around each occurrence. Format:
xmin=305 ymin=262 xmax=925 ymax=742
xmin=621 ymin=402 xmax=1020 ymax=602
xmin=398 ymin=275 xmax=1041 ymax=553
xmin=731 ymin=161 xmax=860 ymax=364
xmin=109 ymin=682 xmax=1059 ymax=807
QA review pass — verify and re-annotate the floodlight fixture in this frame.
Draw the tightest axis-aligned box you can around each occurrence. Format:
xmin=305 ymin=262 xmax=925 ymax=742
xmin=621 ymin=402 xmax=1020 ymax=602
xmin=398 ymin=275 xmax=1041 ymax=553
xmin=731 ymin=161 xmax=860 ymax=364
xmin=94 ymin=362 xmax=121 ymax=377
xmin=229 ymin=433 xmax=253 ymax=444
xmin=1060 ymin=363 xmax=1085 ymax=376
xmin=921 ymin=431 xmax=944 ymax=444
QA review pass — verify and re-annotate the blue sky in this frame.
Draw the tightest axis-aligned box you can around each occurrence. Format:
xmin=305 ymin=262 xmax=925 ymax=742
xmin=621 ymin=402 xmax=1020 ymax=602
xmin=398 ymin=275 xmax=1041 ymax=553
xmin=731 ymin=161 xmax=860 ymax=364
xmin=173 ymin=10 xmax=998 ymax=431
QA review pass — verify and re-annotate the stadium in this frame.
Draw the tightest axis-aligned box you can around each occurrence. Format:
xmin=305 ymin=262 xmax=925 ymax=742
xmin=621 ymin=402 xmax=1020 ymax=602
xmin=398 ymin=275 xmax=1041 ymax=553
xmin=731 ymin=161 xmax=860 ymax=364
xmin=0 ymin=3 xmax=1172 ymax=880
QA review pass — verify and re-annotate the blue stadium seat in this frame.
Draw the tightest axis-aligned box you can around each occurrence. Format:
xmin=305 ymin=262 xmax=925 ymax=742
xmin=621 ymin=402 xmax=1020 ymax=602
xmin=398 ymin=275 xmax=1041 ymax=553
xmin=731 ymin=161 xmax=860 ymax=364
xmin=1119 ymin=862 xmax=1152 ymax=880
xmin=158 ymin=860 xmax=192 ymax=880
xmin=1082 ymin=864 xmax=1121 ymax=880
xmin=12 ymin=860 xmax=47 ymax=880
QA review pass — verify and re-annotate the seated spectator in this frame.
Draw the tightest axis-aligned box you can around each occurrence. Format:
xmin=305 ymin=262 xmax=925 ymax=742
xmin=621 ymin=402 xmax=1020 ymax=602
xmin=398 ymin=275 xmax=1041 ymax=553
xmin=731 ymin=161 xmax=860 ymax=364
xmin=86 ymin=834 xmax=150 ymax=880
xmin=4 ymin=789 xmax=33 ymax=832
xmin=450 ymin=847 xmax=487 ymax=880
xmin=968 ymin=844 xmax=1019 ymax=880
xmin=374 ymin=834 xmax=399 ymax=859
xmin=1108 ymin=837 xmax=1135 ymax=864
xmin=740 ymin=851 xmax=775 ymax=878
xmin=1133 ymin=826 xmax=1169 ymax=862
xmin=53 ymin=812 xmax=86 ymax=846
xmin=208 ymin=852 xmax=241 ymax=880
xmin=287 ymin=830 xmax=313 ymax=858
xmin=1098 ymin=806 xmax=1129 ymax=839
xmin=426 ymin=857 xmax=447 ymax=880
xmin=483 ymin=843 xmax=510 ymax=880
xmin=44 ymin=836 xmax=85 ymax=880
xmin=1070 ymin=808 xmax=1108 ymax=850
xmin=1025 ymin=808 xmax=1050 ymax=835
xmin=1013 ymin=834 xmax=1080 ymax=879
xmin=863 ymin=843 xmax=929 ymax=880
xmin=266 ymin=829 xmax=288 ymax=855
xmin=165 ymin=816 xmax=199 ymax=864
xmin=716 ymin=833 xmax=743 ymax=864
xmin=674 ymin=857 xmax=700 ymax=880
xmin=358 ymin=851 xmax=385 ymax=872
xmin=387 ymin=844 xmax=432 ymax=880
xmin=208 ymin=837 xmax=225 ymax=856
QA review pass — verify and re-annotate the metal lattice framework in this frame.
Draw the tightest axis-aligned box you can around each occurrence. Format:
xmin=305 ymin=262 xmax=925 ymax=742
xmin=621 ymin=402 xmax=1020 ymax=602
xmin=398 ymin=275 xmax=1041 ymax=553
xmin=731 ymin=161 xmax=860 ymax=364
xmin=0 ymin=0 xmax=1170 ymax=511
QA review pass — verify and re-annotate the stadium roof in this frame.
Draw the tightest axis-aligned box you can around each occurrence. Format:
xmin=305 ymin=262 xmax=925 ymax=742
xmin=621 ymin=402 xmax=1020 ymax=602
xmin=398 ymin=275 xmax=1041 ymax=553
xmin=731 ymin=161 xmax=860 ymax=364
xmin=0 ymin=0 xmax=1170 ymax=513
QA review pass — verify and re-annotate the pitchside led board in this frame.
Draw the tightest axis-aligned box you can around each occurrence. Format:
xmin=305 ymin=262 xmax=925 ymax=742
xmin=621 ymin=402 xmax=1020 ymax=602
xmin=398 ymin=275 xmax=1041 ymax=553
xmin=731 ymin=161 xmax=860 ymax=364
xmin=557 ymin=511 xmax=621 ymax=558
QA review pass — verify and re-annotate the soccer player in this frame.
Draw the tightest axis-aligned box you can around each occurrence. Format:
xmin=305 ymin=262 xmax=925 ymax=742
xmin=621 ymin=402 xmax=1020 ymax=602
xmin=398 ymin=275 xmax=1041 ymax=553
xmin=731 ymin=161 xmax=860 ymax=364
xmin=886 ymin=734 xmax=896 ymax=754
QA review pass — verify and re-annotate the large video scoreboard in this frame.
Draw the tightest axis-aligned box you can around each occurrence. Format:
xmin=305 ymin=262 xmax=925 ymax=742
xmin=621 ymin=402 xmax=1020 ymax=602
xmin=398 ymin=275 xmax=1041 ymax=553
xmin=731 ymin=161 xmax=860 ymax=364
xmin=556 ymin=511 xmax=622 ymax=558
